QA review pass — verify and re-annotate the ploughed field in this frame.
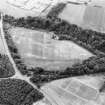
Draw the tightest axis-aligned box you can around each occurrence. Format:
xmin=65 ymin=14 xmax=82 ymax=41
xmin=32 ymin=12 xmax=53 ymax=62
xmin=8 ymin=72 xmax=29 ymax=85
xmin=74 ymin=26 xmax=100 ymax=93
xmin=8 ymin=26 xmax=93 ymax=71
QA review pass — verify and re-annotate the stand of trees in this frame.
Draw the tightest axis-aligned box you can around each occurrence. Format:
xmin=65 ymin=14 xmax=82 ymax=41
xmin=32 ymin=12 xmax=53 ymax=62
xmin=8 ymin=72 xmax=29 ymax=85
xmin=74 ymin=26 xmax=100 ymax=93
xmin=47 ymin=3 xmax=66 ymax=21
xmin=0 ymin=54 xmax=15 ymax=78
xmin=0 ymin=79 xmax=44 ymax=105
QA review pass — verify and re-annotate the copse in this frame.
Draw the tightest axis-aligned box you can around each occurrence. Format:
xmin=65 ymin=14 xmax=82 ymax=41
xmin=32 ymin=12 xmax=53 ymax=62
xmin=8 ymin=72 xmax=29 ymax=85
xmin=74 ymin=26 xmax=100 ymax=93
xmin=0 ymin=79 xmax=44 ymax=105
xmin=0 ymin=54 xmax=15 ymax=78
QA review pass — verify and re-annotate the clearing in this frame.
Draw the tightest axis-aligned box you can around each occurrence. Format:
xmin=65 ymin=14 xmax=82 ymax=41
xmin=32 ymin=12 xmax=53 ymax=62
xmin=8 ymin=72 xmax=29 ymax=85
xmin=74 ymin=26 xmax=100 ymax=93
xmin=8 ymin=26 xmax=93 ymax=71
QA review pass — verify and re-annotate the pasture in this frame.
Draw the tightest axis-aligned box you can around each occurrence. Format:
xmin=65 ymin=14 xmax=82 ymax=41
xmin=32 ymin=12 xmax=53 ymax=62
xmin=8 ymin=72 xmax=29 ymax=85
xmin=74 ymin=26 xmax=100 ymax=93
xmin=8 ymin=26 xmax=93 ymax=71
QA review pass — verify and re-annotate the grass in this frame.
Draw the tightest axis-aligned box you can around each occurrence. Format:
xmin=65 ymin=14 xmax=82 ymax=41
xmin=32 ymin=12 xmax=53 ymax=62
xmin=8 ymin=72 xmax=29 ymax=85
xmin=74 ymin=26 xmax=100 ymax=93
xmin=8 ymin=26 xmax=93 ymax=71
xmin=58 ymin=3 xmax=86 ymax=26
xmin=0 ymin=34 xmax=6 ymax=54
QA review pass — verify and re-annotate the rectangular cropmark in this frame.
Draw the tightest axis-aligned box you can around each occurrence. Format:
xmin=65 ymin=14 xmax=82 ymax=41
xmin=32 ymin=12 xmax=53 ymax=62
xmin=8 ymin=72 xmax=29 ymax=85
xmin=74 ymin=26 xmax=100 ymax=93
xmin=49 ymin=86 xmax=86 ymax=105
xmin=67 ymin=80 xmax=98 ymax=101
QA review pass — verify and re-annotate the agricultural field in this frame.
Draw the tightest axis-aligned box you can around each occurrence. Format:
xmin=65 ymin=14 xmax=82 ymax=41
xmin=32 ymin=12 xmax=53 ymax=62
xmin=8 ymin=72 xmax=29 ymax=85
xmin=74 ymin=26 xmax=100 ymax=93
xmin=8 ymin=26 xmax=93 ymax=71
xmin=82 ymin=6 xmax=105 ymax=33
xmin=42 ymin=74 xmax=105 ymax=105
xmin=59 ymin=2 xmax=105 ymax=33
xmin=0 ymin=32 xmax=6 ymax=54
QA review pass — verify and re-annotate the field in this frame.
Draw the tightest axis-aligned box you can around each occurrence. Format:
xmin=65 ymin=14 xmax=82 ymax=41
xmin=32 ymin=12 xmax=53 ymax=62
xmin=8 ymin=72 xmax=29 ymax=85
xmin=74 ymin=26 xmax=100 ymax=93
xmin=42 ymin=74 xmax=105 ymax=105
xmin=59 ymin=3 xmax=105 ymax=33
xmin=8 ymin=26 xmax=93 ymax=71
xmin=82 ymin=6 xmax=105 ymax=33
